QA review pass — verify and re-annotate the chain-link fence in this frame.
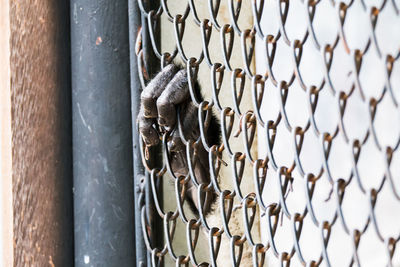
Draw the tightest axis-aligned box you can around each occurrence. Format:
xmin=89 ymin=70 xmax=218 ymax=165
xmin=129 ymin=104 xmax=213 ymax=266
xmin=135 ymin=0 xmax=400 ymax=266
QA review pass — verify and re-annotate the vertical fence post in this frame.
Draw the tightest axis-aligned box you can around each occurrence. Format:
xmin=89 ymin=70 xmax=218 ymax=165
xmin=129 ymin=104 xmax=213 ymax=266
xmin=70 ymin=1 xmax=136 ymax=266
xmin=128 ymin=1 xmax=147 ymax=266
xmin=129 ymin=0 xmax=164 ymax=266
xmin=8 ymin=1 xmax=74 ymax=265
xmin=0 ymin=0 xmax=12 ymax=264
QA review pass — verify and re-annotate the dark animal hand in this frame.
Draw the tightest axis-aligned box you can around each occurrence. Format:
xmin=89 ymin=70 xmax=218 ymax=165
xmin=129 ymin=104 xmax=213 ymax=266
xmin=138 ymin=64 xmax=220 ymax=214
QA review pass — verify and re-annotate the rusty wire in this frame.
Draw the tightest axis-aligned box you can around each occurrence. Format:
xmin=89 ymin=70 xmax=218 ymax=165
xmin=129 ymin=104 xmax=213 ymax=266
xmin=135 ymin=0 xmax=400 ymax=266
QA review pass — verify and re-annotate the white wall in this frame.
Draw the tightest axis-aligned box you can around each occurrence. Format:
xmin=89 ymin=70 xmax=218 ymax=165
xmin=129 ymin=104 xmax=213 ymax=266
xmin=256 ymin=1 xmax=400 ymax=266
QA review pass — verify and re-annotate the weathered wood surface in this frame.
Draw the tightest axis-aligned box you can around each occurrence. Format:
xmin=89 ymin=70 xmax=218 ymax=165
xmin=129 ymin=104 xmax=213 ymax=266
xmin=10 ymin=1 xmax=73 ymax=266
xmin=0 ymin=0 xmax=12 ymax=265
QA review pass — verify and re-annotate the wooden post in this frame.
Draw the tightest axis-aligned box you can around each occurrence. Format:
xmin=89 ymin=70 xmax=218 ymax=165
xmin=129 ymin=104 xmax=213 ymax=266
xmin=0 ymin=0 xmax=12 ymax=265
xmin=4 ymin=1 xmax=74 ymax=265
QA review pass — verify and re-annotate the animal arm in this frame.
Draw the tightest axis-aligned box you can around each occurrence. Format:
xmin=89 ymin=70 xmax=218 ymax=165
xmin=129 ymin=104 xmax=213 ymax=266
xmin=138 ymin=63 xmax=220 ymax=214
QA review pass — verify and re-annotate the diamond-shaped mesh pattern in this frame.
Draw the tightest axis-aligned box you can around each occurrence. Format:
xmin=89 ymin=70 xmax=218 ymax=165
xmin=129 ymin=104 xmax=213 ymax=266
xmin=135 ymin=0 xmax=400 ymax=266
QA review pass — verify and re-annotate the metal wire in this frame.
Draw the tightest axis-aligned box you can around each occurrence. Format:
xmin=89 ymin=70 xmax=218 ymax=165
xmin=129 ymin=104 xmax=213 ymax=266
xmin=135 ymin=0 xmax=400 ymax=266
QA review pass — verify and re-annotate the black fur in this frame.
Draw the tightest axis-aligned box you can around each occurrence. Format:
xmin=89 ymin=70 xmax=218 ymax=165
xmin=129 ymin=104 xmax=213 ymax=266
xmin=138 ymin=63 xmax=221 ymax=215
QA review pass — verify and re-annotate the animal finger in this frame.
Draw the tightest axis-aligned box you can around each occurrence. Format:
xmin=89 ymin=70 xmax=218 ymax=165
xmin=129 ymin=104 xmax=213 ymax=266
xmin=138 ymin=110 xmax=159 ymax=146
xmin=156 ymin=69 xmax=190 ymax=129
xmin=141 ymin=64 xmax=179 ymax=118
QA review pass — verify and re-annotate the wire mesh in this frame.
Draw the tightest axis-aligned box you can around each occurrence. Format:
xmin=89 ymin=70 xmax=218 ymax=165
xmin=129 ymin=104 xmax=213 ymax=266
xmin=135 ymin=0 xmax=400 ymax=266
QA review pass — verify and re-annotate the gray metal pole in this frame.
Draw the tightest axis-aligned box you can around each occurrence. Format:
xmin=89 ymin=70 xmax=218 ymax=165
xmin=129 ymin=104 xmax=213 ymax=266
xmin=128 ymin=1 xmax=147 ymax=266
xmin=70 ymin=1 xmax=135 ymax=266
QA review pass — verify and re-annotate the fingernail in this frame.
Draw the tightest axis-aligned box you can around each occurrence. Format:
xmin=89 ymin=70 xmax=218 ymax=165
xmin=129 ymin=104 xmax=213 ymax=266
xmin=144 ymin=110 xmax=153 ymax=117
xmin=144 ymin=138 xmax=151 ymax=145
xmin=158 ymin=118 xmax=166 ymax=125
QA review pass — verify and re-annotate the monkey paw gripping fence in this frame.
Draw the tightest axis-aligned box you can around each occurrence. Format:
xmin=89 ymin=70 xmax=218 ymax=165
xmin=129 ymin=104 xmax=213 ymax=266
xmin=135 ymin=0 xmax=400 ymax=266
